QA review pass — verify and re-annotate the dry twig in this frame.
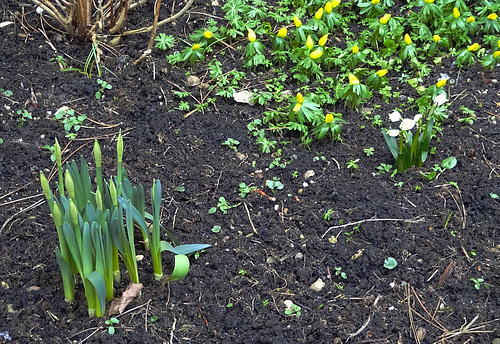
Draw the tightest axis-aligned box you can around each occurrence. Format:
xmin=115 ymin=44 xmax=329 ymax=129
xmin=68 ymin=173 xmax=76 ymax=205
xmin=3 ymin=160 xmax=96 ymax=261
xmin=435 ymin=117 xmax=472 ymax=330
xmin=321 ymin=216 xmax=425 ymax=238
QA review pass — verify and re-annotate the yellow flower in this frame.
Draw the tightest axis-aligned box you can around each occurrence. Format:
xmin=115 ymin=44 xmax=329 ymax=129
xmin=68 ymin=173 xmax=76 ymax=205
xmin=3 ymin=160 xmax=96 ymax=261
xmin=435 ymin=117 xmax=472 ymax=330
xmin=296 ymin=92 xmax=304 ymax=104
xmin=467 ymin=16 xmax=475 ymax=23
xmin=467 ymin=43 xmax=479 ymax=52
xmin=498 ymin=39 xmax=500 ymax=48
xmin=433 ymin=34 xmax=440 ymax=42
xmin=306 ymin=35 xmax=314 ymax=49
xmin=204 ymin=30 xmax=213 ymax=39
xmin=293 ymin=103 xmax=302 ymax=113
xmin=372 ymin=0 xmax=380 ymax=4
xmin=192 ymin=43 xmax=201 ymax=50
xmin=424 ymin=0 xmax=434 ymax=3
xmin=331 ymin=0 xmax=341 ymax=8
xmin=380 ymin=13 xmax=391 ymax=24
xmin=293 ymin=16 xmax=302 ymax=28
xmin=404 ymin=33 xmax=412 ymax=45
xmin=453 ymin=7 xmax=460 ymax=19
xmin=494 ymin=51 xmax=500 ymax=58
xmin=277 ymin=27 xmax=287 ymax=38
xmin=325 ymin=113 xmax=334 ymax=124
xmin=376 ymin=69 xmax=388 ymax=77
xmin=324 ymin=1 xmax=332 ymax=14
xmin=318 ymin=34 xmax=329 ymax=47
xmin=352 ymin=45 xmax=359 ymax=54
xmin=436 ymin=79 xmax=447 ymax=88
xmin=247 ymin=28 xmax=256 ymax=42
xmin=310 ymin=49 xmax=323 ymax=59
xmin=315 ymin=7 xmax=324 ymax=20
xmin=488 ymin=13 xmax=498 ymax=20
xmin=349 ymin=73 xmax=360 ymax=85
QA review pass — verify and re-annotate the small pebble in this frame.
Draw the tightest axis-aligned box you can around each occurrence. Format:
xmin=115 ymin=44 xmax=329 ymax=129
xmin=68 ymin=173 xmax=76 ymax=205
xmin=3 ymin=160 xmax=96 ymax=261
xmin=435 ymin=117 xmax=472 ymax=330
xmin=266 ymin=256 xmax=277 ymax=264
xmin=186 ymin=75 xmax=200 ymax=86
xmin=295 ymin=252 xmax=303 ymax=260
xmin=310 ymin=278 xmax=326 ymax=292
xmin=492 ymin=338 xmax=500 ymax=344
xmin=303 ymin=170 xmax=315 ymax=179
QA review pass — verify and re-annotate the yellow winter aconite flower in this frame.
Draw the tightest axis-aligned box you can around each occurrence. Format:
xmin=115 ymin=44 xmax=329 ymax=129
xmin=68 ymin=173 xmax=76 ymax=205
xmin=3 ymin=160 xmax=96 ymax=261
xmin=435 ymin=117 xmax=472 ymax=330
xmin=424 ymin=0 xmax=434 ymax=3
xmin=315 ymin=7 xmax=324 ymax=20
xmin=277 ymin=27 xmax=287 ymax=38
xmin=352 ymin=45 xmax=359 ymax=54
xmin=306 ymin=35 xmax=314 ymax=49
xmin=318 ymin=34 xmax=329 ymax=47
xmin=372 ymin=0 xmax=380 ymax=4
xmin=293 ymin=103 xmax=302 ymax=113
xmin=498 ymin=39 xmax=500 ymax=48
xmin=376 ymin=69 xmax=388 ymax=77
xmin=331 ymin=0 xmax=341 ymax=8
xmin=349 ymin=73 xmax=360 ymax=85
xmin=380 ymin=13 xmax=391 ymax=24
xmin=453 ymin=7 xmax=460 ymax=19
xmin=494 ymin=51 xmax=500 ymax=58
xmin=436 ymin=79 xmax=447 ymax=88
xmin=467 ymin=43 xmax=479 ymax=52
xmin=192 ymin=43 xmax=201 ymax=50
xmin=310 ymin=49 xmax=324 ymax=59
xmin=293 ymin=16 xmax=302 ymax=28
xmin=433 ymin=34 xmax=440 ymax=42
xmin=488 ymin=13 xmax=498 ymax=20
xmin=247 ymin=28 xmax=256 ymax=42
xmin=404 ymin=34 xmax=412 ymax=45
xmin=467 ymin=16 xmax=475 ymax=23
xmin=296 ymin=92 xmax=304 ymax=104
xmin=324 ymin=1 xmax=332 ymax=14
xmin=204 ymin=31 xmax=213 ymax=39
xmin=325 ymin=113 xmax=334 ymax=124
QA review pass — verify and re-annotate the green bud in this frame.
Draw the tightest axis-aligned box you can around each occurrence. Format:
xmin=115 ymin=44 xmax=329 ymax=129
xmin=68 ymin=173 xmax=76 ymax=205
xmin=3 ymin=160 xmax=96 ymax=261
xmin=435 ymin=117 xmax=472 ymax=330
xmin=117 ymin=131 xmax=123 ymax=164
xmin=55 ymin=139 xmax=62 ymax=167
xmin=109 ymin=179 xmax=117 ymax=207
xmin=65 ymin=170 xmax=75 ymax=199
xmin=69 ymin=199 xmax=79 ymax=228
xmin=53 ymin=202 xmax=64 ymax=229
xmin=40 ymin=172 xmax=51 ymax=200
xmin=95 ymin=188 xmax=103 ymax=211
xmin=93 ymin=140 xmax=102 ymax=168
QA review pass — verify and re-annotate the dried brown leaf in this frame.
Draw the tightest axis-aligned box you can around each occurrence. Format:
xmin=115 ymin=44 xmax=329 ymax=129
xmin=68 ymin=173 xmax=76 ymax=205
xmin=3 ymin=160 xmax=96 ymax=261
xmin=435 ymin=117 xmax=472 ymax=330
xmin=109 ymin=283 xmax=143 ymax=315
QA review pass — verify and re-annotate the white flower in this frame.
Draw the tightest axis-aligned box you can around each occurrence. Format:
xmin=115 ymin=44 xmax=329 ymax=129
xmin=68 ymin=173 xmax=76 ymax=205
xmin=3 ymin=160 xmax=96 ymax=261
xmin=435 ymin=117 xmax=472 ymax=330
xmin=389 ymin=111 xmax=402 ymax=122
xmin=387 ymin=129 xmax=400 ymax=137
xmin=413 ymin=114 xmax=422 ymax=122
xmin=433 ymin=93 xmax=448 ymax=106
xmin=400 ymin=118 xmax=416 ymax=131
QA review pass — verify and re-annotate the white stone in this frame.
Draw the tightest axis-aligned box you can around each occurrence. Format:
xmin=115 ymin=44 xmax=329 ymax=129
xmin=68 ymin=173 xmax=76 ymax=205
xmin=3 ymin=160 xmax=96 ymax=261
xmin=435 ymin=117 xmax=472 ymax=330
xmin=310 ymin=278 xmax=326 ymax=292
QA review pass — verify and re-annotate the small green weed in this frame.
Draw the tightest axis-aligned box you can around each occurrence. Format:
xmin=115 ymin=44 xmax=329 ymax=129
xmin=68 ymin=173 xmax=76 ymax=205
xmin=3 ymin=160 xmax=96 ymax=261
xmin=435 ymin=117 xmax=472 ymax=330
xmin=95 ymin=79 xmax=112 ymax=99
xmin=17 ymin=109 xmax=32 ymax=127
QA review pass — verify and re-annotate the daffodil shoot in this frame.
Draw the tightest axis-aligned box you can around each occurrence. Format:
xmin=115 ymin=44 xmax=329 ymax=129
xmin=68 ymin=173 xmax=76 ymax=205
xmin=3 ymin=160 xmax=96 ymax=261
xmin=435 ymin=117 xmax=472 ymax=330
xmin=41 ymin=132 xmax=210 ymax=317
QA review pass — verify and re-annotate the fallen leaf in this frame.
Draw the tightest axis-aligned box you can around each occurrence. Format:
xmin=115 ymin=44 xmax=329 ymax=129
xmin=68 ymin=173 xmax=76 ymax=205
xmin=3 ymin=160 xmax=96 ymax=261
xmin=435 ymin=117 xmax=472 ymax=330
xmin=109 ymin=283 xmax=143 ymax=315
xmin=233 ymin=91 xmax=255 ymax=105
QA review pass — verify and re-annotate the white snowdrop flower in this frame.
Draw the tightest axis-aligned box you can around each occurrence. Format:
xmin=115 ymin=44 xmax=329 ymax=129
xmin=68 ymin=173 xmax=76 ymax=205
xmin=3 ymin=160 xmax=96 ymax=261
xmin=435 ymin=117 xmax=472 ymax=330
xmin=387 ymin=129 xmax=400 ymax=137
xmin=400 ymin=118 xmax=416 ymax=131
xmin=433 ymin=93 xmax=448 ymax=106
xmin=389 ymin=111 xmax=402 ymax=122
xmin=413 ymin=114 xmax=422 ymax=122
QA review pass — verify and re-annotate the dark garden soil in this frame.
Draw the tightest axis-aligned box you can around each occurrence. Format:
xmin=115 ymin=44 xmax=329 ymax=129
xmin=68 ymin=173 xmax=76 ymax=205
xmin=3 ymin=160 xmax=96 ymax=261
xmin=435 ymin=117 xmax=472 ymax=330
xmin=1 ymin=0 xmax=500 ymax=343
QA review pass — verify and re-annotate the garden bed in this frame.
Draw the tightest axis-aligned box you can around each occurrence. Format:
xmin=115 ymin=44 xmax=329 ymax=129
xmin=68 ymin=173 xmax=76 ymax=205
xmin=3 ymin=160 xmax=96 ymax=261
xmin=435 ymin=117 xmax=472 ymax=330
xmin=1 ymin=0 xmax=500 ymax=343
